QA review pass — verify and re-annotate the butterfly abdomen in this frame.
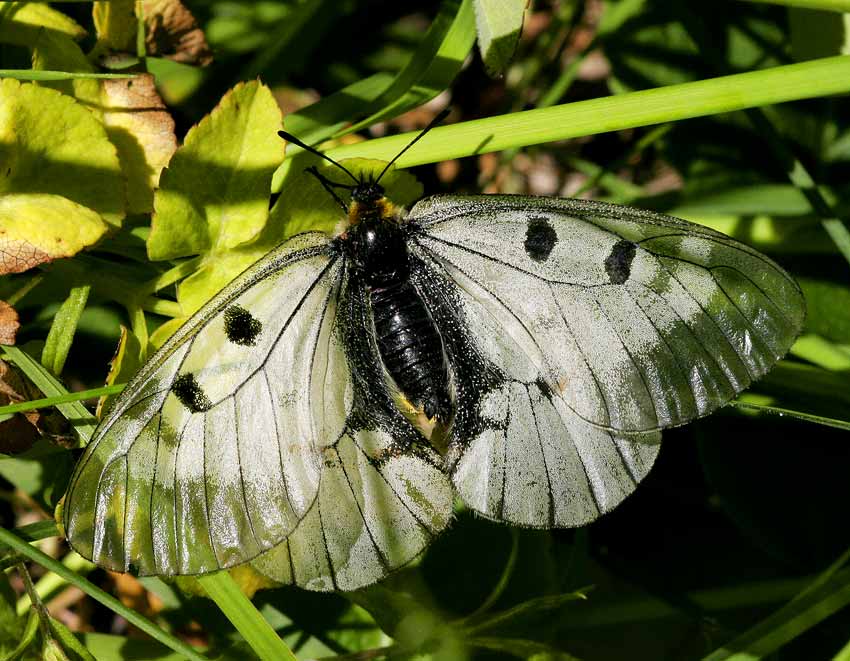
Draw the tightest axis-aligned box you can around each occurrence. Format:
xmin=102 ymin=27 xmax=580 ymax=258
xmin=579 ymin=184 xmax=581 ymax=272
xmin=370 ymin=279 xmax=451 ymax=422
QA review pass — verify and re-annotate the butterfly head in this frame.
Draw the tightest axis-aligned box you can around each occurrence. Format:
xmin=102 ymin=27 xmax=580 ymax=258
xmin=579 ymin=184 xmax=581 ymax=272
xmin=348 ymin=177 xmax=397 ymax=227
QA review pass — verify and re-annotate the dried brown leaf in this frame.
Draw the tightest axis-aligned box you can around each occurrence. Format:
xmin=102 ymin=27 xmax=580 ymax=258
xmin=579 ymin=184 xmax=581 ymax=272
xmin=102 ymin=74 xmax=178 ymax=213
xmin=142 ymin=0 xmax=212 ymax=66
xmin=0 ymin=239 xmax=51 ymax=275
xmin=0 ymin=360 xmax=74 ymax=452
xmin=0 ymin=359 xmax=40 ymax=453
xmin=0 ymin=300 xmax=19 ymax=345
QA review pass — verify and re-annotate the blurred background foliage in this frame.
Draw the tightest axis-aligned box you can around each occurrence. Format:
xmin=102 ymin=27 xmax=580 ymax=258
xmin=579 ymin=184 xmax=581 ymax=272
xmin=0 ymin=0 xmax=849 ymax=659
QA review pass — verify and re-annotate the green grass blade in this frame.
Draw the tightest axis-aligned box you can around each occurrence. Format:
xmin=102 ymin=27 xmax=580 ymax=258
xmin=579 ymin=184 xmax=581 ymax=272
xmin=740 ymin=0 xmax=850 ymax=10
xmin=340 ymin=0 xmax=475 ymax=137
xmin=283 ymin=0 xmax=474 ymax=147
xmin=1 ymin=346 xmax=97 ymax=443
xmin=0 ymin=384 xmax=124 ymax=416
xmin=0 ymin=527 xmax=208 ymax=661
xmin=42 ymin=285 xmax=90 ymax=376
xmin=729 ymin=400 xmax=850 ymax=431
xmin=0 ymin=69 xmax=137 ymax=80
xmin=197 ymin=572 xmax=297 ymax=661
xmin=321 ymin=54 xmax=850 ymax=166
xmin=702 ymin=568 xmax=850 ymax=660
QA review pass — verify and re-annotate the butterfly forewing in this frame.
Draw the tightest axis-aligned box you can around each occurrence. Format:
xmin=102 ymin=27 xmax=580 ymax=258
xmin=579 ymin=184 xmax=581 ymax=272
xmin=410 ymin=195 xmax=805 ymax=434
xmin=64 ymin=232 xmax=348 ymax=575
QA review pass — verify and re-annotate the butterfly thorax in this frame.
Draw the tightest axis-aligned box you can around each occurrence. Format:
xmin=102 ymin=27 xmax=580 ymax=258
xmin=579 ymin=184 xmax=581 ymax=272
xmin=341 ymin=195 xmax=452 ymax=423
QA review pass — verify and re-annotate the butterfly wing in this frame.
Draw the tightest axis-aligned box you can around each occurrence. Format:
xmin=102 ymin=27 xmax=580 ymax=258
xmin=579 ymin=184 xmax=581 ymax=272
xmin=250 ymin=270 xmax=453 ymax=591
xmin=408 ymin=194 xmax=804 ymax=526
xmin=64 ymin=232 xmax=351 ymax=576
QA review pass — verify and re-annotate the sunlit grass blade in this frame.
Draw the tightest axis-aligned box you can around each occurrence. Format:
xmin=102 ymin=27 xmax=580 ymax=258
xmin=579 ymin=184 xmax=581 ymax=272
xmin=282 ymin=0 xmax=474 ymax=150
xmin=0 ymin=69 xmax=137 ymax=80
xmin=321 ymin=54 xmax=850 ymax=167
xmin=197 ymin=572 xmax=297 ymax=661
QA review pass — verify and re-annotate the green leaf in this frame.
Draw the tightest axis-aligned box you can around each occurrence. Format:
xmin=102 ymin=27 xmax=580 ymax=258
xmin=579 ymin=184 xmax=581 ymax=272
xmin=29 ymin=29 xmax=101 ymax=114
xmin=0 ymin=573 xmax=24 ymax=656
xmin=47 ymin=617 xmax=96 ymax=661
xmin=0 ymin=195 xmax=108 ymax=275
xmin=277 ymin=0 xmax=474 ymax=157
xmin=148 ymin=80 xmax=284 ymax=261
xmin=702 ymin=567 xmax=850 ymax=660
xmin=92 ymin=0 xmax=137 ymax=53
xmin=473 ymin=0 xmax=526 ymax=76
xmin=1 ymin=610 xmax=36 ymax=661
xmin=0 ymin=2 xmax=86 ymax=48
xmin=197 ymin=572 xmax=297 ymax=661
xmin=41 ymin=285 xmax=90 ymax=376
xmin=1 ymin=345 xmax=97 ymax=444
xmin=0 ymin=79 xmax=124 ymax=226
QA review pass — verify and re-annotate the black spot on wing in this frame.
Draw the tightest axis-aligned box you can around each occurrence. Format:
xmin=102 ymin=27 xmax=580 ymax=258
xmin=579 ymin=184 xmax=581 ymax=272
xmin=172 ymin=373 xmax=212 ymax=413
xmin=524 ymin=216 xmax=557 ymax=262
xmin=605 ymin=239 xmax=637 ymax=284
xmin=224 ymin=305 xmax=262 ymax=346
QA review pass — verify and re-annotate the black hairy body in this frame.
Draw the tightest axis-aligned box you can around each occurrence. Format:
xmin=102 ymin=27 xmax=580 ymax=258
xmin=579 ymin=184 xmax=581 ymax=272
xmin=336 ymin=185 xmax=451 ymax=423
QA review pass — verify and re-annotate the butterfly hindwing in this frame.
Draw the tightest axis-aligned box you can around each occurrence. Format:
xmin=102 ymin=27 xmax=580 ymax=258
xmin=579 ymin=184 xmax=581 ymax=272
xmin=64 ymin=232 xmax=351 ymax=575
xmin=251 ymin=269 xmax=454 ymax=591
xmin=410 ymin=250 xmax=661 ymax=527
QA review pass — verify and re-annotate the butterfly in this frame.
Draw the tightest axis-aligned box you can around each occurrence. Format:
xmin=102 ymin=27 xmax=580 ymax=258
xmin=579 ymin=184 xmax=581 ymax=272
xmin=63 ymin=121 xmax=805 ymax=592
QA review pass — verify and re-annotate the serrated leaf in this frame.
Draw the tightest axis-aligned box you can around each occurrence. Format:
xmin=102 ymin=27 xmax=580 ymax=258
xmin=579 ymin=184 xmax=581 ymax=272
xmin=148 ymin=80 xmax=284 ymax=261
xmin=30 ymin=29 xmax=102 ymax=112
xmin=0 ymin=195 xmax=108 ymax=275
xmin=0 ymin=79 xmax=124 ymax=226
xmin=473 ymin=0 xmax=526 ymax=76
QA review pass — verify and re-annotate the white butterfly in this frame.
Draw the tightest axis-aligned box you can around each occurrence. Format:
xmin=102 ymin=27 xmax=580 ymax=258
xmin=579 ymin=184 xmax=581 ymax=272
xmin=64 ymin=147 xmax=805 ymax=592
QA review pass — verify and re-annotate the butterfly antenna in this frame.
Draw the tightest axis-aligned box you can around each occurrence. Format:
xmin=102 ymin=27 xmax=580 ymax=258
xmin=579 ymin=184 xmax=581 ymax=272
xmin=306 ymin=166 xmax=349 ymax=213
xmin=376 ymin=107 xmax=451 ymax=183
xmin=278 ymin=130 xmax=359 ymax=184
